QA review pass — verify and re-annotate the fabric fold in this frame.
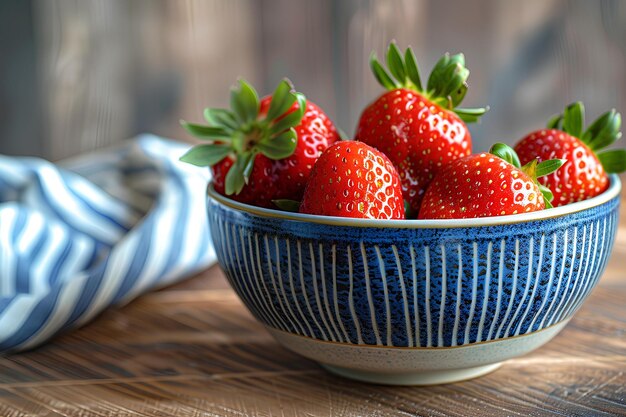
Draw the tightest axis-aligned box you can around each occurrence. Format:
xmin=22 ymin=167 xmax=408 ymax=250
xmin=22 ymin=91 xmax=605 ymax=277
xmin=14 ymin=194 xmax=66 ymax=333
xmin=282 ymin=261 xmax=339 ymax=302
xmin=0 ymin=135 xmax=216 ymax=352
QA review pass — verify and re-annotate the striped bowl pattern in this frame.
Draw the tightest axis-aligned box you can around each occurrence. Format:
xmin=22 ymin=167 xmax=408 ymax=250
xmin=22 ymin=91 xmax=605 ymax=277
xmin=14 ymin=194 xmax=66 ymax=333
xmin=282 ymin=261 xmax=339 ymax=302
xmin=208 ymin=177 xmax=620 ymax=351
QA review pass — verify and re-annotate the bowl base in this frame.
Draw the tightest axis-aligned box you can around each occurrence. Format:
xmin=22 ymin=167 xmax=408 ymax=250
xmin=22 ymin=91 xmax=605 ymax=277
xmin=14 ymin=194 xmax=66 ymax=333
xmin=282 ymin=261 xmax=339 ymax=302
xmin=321 ymin=362 xmax=502 ymax=386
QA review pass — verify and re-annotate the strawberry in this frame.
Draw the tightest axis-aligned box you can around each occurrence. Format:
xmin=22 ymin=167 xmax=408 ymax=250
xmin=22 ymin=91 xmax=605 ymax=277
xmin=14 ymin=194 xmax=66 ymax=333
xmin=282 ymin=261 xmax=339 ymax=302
xmin=180 ymin=79 xmax=339 ymax=208
xmin=355 ymin=42 xmax=488 ymax=216
xmin=418 ymin=143 xmax=564 ymax=219
xmin=297 ymin=141 xmax=405 ymax=219
xmin=515 ymin=102 xmax=624 ymax=207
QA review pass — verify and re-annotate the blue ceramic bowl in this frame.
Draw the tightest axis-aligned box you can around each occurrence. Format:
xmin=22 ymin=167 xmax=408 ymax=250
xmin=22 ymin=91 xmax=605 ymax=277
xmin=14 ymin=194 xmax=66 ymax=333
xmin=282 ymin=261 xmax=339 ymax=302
xmin=207 ymin=175 xmax=621 ymax=385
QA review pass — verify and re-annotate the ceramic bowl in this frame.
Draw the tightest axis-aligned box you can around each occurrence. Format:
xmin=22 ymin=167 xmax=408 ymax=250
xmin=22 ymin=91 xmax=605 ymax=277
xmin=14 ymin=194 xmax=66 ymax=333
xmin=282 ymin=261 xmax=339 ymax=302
xmin=207 ymin=175 xmax=621 ymax=385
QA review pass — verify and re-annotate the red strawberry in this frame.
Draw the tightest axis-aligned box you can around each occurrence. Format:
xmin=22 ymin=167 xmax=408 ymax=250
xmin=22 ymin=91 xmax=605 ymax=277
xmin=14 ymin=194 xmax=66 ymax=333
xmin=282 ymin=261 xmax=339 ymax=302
xmin=355 ymin=42 xmax=488 ymax=216
xmin=180 ymin=79 xmax=339 ymax=208
xmin=418 ymin=143 xmax=564 ymax=219
xmin=298 ymin=141 xmax=405 ymax=219
xmin=515 ymin=102 xmax=624 ymax=207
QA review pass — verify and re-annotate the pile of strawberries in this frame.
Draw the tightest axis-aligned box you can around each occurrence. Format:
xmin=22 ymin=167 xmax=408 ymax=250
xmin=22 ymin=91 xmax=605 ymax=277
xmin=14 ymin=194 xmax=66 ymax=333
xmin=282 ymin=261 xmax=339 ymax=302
xmin=181 ymin=42 xmax=624 ymax=220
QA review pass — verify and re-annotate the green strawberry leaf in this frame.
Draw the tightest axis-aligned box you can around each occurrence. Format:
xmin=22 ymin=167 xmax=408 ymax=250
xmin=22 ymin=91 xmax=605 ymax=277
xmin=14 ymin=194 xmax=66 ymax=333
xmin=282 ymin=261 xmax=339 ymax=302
xmin=370 ymin=52 xmax=399 ymax=90
xmin=386 ymin=42 xmax=406 ymax=84
xmin=426 ymin=53 xmax=450 ymax=95
xmin=203 ymin=108 xmax=238 ymax=131
xmin=521 ymin=159 xmax=538 ymax=178
xmin=242 ymin=152 xmax=257 ymax=183
xmin=597 ymin=149 xmax=626 ymax=173
xmin=272 ymin=199 xmax=301 ymax=212
xmin=270 ymin=105 xmax=304 ymax=135
xmin=539 ymin=184 xmax=554 ymax=209
xmin=266 ymin=79 xmax=296 ymax=121
xmin=404 ymin=47 xmax=422 ymax=91
xmin=489 ymin=143 xmax=521 ymax=168
xmin=455 ymin=107 xmax=489 ymax=123
xmin=562 ymin=102 xmax=584 ymax=139
xmin=231 ymin=79 xmax=259 ymax=124
xmin=179 ymin=143 xmax=232 ymax=167
xmin=586 ymin=110 xmax=621 ymax=151
xmin=225 ymin=152 xmax=253 ymax=195
xmin=536 ymin=159 xmax=566 ymax=178
xmin=258 ymin=128 xmax=298 ymax=160
xmin=180 ymin=121 xmax=232 ymax=141
xmin=547 ymin=113 xmax=563 ymax=130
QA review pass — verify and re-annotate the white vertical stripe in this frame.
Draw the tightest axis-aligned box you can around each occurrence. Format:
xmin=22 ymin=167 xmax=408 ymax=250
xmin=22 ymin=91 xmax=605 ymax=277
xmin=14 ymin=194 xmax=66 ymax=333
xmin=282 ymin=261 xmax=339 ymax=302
xmin=514 ymin=233 xmax=546 ymax=336
xmin=424 ymin=245 xmax=433 ymax=347
xmin=346 ymin=245 xmax=364 ymax=344
xmin=219 ymin=219 xmax=246 ymax=302
xmin=496 ymin=239 xmax=519 ymax=339
xmin=226 ymin=223 xmax=255 ymax=315
xmin=464 ymin=242 xmax=479 ymax=344
xmin=0 ymin=206 xmax=17 ymax=297
xmin=539 ymin=229 xmax=569 ymax=329
xmin=548 ymin=226 xmax=577 ymax=326
xmin=451 ymin=244 xmax=463 ymax=346
xmin=236 ymin=227 xmax=268 ymax=325
xmin=331 ymin=244 xmax=350 ymax=342
xmin=31 ymin=224 xmax=68 ymax=295
xmin=527 ymin=233 xmax=558 ymax=332
xmin=569 ymin=219 xmax=603 ymax=316
xmin=374 ymin=246 xmax=393 ymax=346
xmin=297 ymin=240 xmax=327 ymax=340
xmin=318 ymin=243 xmax=342 ymax=341
xmin=16 ymin=209 xmax=45 ymax=254
xmin=285 ymin=239 xmax=315 ymax=338
xmin=410 ymin=245 xmax=420 ymax=346
xmin=437 ymin=244 xmax=447 ymax=347
xmin=361 ymin=242 xmax=382 ymax=345
xmin=561 ymin=223 xmax=594 ymax=321
xmin=504 ymin=236 xmax=534 ymax=338
xmin=487 ymin=239 xmax=506 ymax=340
xmin=391 ymin=245 xmax=413 ymax=347
xmin=476 ymin=241 xmax=493 ymax=342
xmin=309 ymin=242 xmax=336 ymax=341
xmin=580 ymin=218 xmax=608 ymax=302
xmin=273 ymin=236 xmax=307 ymax=336
xmin=254 ymin=233 xmax=289 ymax=331
xmin=264 ymin=234 xmax=300 ymax=333
xmin=554 ymin=225 xmax=586 ymax=324
xmin=246 ymin=232 xmax=281 ymax=329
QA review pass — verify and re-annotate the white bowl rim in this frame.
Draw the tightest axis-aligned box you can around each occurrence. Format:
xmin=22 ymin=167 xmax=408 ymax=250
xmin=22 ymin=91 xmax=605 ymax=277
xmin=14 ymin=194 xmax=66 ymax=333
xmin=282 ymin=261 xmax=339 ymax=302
xmin=207 ymin=174 xmax=621 ymax=229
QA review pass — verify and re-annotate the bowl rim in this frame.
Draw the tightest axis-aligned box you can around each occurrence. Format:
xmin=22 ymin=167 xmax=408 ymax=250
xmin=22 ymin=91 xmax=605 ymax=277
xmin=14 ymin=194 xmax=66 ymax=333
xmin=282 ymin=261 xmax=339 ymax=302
xmin=207 ymin=174 xmax=621 ymax=229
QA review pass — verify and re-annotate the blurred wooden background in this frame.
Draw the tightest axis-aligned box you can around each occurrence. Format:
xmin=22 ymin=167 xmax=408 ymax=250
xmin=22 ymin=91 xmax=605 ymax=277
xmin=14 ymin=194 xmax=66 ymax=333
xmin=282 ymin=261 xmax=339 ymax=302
xmin=0 ymin=0 xmax=625 ymax=160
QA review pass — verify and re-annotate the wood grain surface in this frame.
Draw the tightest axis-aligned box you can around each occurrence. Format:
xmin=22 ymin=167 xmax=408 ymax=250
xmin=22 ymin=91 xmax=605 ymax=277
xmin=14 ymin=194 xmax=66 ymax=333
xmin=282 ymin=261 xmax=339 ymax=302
xmin=1 ymin=251 xmax=625 ymax=416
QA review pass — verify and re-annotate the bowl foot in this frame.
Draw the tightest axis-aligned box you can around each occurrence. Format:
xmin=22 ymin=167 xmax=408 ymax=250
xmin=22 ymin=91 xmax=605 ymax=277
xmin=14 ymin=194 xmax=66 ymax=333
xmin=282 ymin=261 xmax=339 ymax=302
xmin=321 ymin=362 xmax=502 ymax=386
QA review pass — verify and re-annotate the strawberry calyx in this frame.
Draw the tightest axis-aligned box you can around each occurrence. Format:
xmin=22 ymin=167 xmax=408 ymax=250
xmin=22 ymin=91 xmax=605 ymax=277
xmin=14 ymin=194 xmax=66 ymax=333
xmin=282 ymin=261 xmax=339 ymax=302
xmin=489 ymin=143 xmax=565 ymax=209
xmin=547 ymin=101 xmax=625 ymax=173
xmin=272 ymin=199 xmax=300 ymax=212
xmin=179 ymin=79 xmax=306 ymax=195
xmin=369 ymin=41 xmax=488 ymax=123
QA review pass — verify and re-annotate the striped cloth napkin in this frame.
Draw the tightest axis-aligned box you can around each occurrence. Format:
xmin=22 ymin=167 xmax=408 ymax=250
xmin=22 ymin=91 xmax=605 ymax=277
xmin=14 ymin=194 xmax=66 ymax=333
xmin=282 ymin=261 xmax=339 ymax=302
xmin=0 ymin=135 xmax=216 ymax=353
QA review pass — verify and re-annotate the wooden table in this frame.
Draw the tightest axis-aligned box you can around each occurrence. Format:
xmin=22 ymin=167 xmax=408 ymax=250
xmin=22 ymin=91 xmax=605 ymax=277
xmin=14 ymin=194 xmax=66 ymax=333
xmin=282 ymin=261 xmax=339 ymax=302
xmin=1 ymin=249 xmax=625 ymax=416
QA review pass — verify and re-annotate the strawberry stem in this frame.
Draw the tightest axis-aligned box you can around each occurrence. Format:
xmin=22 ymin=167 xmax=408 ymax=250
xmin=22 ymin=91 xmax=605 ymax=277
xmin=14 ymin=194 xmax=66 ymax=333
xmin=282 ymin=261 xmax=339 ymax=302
xmin=548 ymin=101 xmax=624 ymax=172
xmin=489 ymin=143 xmax=565 ymax=209
xmin=180 ymin=79 xmax=305 ymax=195
xmin=369 ymin=42 xmax=488 ymax=122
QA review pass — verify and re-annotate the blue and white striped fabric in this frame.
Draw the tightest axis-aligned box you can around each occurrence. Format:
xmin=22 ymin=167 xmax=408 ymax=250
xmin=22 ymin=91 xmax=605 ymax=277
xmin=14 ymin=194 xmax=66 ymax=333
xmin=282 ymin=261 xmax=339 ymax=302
xmin=0 ymin=135 xmax=216 ymax=353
